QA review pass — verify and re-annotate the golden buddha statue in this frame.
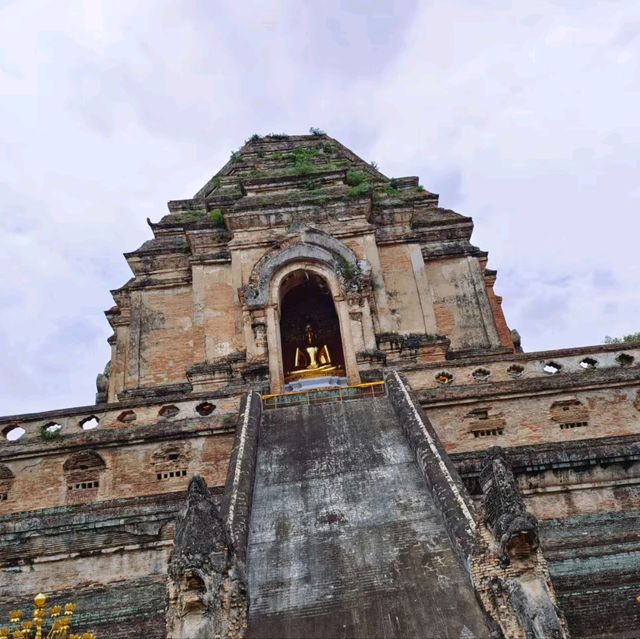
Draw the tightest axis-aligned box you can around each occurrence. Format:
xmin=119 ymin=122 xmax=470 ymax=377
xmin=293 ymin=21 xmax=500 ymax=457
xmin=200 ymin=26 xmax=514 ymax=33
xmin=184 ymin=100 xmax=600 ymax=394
xmin=289 ymin=323 xmax=341 ymax=380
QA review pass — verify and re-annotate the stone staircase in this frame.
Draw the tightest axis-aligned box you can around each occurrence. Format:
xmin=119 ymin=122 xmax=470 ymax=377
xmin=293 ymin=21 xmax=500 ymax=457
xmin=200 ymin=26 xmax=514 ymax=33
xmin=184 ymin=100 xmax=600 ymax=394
xmin=246 ymin=392 xmax=490 ymax=638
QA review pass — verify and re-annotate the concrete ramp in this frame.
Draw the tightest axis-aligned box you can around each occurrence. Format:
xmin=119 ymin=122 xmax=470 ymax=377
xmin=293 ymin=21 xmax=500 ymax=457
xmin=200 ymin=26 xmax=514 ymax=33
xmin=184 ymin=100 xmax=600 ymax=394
xmin=246 ymin=394 xmax=490 ymax=638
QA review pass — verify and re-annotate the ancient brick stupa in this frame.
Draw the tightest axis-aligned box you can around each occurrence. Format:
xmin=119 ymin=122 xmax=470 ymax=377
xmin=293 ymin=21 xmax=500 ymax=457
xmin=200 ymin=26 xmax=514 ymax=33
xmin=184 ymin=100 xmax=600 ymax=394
xmin=1 ymin=133 xmax=639 ymax=638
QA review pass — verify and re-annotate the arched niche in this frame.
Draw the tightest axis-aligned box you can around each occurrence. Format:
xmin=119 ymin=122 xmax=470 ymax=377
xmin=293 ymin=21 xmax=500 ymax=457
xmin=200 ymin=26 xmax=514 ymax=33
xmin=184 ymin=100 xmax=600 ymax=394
xmin=266 ymin=262 xmax=361 ymax=393
xmin=0 ymin=464 xmax=15 ymax=502
xmin=242 ymin=227 xmax=362 ymax=309
xmin=63 ymin=450 xmax=106 ymax=472
xmin=64 ymin=450 xmax=106 ymax=501
xmin=279 ymin=270 xmax=346 ymax=383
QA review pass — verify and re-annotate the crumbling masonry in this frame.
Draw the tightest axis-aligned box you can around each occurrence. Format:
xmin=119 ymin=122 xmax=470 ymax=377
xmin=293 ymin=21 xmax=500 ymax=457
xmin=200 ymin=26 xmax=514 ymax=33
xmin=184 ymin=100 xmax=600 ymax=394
xmin=1 ymin=133 xmax=639 ymax=637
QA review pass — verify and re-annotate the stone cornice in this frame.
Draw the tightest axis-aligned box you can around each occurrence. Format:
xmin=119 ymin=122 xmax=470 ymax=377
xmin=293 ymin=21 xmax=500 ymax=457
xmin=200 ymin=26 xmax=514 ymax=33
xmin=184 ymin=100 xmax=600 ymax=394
xmin=452 ymin=433 xmax=640 ymax=481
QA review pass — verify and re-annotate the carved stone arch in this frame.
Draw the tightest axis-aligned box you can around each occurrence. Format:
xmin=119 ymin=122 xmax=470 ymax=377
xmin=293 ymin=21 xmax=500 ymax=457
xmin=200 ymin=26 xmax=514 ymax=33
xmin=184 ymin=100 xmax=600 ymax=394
xmin=64 ymin=450 xmax=105 ymax=501
xmin=153 ymin=442 xmax=190 ymax=481
xmin=549 ymin=398 xmax=589 ymax=424
xmin=63 ymin=450 xmax=106 ymax=472
xmin=243 ymin=227 xmax=367 ymax=309
xmin=0 ymin=464 xmax=14 ymax=501
xmin=264 ymin=261 xmax=363 ymax=393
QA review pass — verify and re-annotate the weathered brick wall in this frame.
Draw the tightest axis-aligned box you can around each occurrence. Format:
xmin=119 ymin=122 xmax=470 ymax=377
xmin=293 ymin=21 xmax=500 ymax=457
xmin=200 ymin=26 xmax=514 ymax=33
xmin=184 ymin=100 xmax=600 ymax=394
xmin=133 ymin=287 xmax=196 ymax=388
xmin=378 ymin=244 xmax=428 ymax=334
xmin=524 ymin=475 xmax=640 ymax=520
xmin=0 ymin=491 xmax=219 ymax=639
xmin=426 ymin=385 xmax=640 ymax=454
xmin=540 ymin=510 xmax=640 ymax=638
xmin=406 ymin=345 xmax=640 ymax=392
xmin=484 ymin=272 xmax=515 ymax=350
xmin=0 ymin=398 xmax=238 ymax=515
xmin=452 ymin=435 xmax=640 ymax=638
xmin=192 ymin=263 xmax=240 ymax=366
xmin=1 ymin=432 xmax=233 ymax=514
xmin=425 ymin=256 xmax=500 ymax=350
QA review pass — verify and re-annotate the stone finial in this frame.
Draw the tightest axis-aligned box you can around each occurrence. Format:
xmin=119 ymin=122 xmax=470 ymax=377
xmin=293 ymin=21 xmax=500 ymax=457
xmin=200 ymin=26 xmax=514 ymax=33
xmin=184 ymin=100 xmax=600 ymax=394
xmin=166 ymin=476 xmax=247 ymax=639
xmin=510 ymin=329 xmax=523 ymax=352
xmin=95 ymin=361 xmax=110 ymax=404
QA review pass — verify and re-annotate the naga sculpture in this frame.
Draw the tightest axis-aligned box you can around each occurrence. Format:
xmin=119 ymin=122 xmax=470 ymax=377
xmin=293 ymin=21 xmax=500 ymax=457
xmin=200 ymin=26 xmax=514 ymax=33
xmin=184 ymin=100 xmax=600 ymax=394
xmin=166 ymin=476 xmax=247 ymax=639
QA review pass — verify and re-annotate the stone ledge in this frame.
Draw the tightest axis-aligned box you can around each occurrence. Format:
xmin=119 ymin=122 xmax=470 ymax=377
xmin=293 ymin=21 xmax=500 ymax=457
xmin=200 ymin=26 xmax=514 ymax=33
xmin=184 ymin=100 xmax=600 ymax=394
xmin=452 ymin=433 xmax=640 ymax=489
xmin=0 ymin=419 xmax=234 ymax=461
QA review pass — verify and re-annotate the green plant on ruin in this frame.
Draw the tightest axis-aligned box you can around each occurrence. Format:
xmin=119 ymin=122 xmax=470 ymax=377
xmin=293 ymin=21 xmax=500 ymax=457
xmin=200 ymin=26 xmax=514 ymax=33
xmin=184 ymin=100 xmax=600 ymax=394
xmin=348 ymin=181 xmax=371 ymax=198
xmin=210 ymin=176 xmax=222 ymax=191
xmin=309 ymin=127 xmax=326 ymax=136
xmin=346 ymin=169 xmax=373 ymax=196
xmin=304 ymin=177 xmax=323 ymax=191
xmin=370 ymin=161 xmax=379 ymax=170
xmin=230 ymin=151 xmax=241 ymax=162
xmin=174 ymin=209 xmax=206 ymax=224
xmin=605 ymin=332 xmax=640 ymax=344
xmin=337 ymin=256 xmax=358 ymax=281
xmin=289 ymin=147 xmax=321 ymax=176
xmin=346 ymin=169 xmax=367 ymax=187
xmin=292 ymin=162 xmax=314 ymax=176
xmin=247 ymin=133 xmax=261 ymax=143
xmin=383 ymin=182 xmax=400 ymax=197
xmin=209 ymin=209 xmax=224 ymax=227
xmin=322 ymin=142 xmax=334 ymax=154
xmin=40 ymin=424 xmax=63 ymax=441
xmin=267 ymin=133 xmax=288 ymax=139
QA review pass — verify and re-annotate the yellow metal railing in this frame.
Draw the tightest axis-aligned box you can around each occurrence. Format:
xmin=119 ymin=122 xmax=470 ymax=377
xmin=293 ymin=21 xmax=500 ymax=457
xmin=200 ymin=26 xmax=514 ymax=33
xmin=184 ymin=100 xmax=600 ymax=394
xmin=262 ymin=381 xmax=385 ymax=409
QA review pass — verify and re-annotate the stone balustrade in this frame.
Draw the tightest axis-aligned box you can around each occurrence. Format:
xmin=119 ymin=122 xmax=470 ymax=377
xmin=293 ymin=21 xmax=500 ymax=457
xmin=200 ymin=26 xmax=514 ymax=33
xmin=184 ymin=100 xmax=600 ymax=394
xmin=405 ymin=343 xmax=640 ymax=393
xmin=0 ymin=395 xmax=239 ymax=447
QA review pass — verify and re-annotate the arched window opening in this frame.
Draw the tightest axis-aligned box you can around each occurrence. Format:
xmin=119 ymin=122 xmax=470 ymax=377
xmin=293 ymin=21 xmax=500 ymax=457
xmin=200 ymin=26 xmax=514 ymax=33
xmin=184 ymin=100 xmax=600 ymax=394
xmin=3 ymin=425 xmax=26 ymax=442
xmin=117 ymin=410 xmax=137 ymax=423
xmin=79 ymin=416 xmax=100 ymax=430
xmin=0 ymin=464 xmax=15 ymax=502
xmin=153 ymin=444 xmax=189 ymax=482
xmin=195 ymin=402 xmax=216 ymax=416
xmin=64 ymin=451 xmax=105 ymax=501
xmin=550 ymin=399 xmax=589 ymax=430
xmin=278 ymin=270 xmax=346 ymax=390
xmin=159 ymin=405 xmax=180 ymax=418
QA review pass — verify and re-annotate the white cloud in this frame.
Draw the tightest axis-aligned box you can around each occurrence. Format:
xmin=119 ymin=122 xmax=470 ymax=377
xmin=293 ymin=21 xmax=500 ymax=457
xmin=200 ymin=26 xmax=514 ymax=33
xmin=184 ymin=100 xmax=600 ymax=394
xmin=0 ymin=0 xmax=638 ymax=414
xmin=360 ymin=1 xmax=640 ymax=348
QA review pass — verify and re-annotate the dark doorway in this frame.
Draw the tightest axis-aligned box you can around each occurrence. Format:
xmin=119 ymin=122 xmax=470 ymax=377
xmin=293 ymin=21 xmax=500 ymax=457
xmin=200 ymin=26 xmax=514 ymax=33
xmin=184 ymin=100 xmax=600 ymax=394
xmin=279 ymin=271 xmax=345 ymax=382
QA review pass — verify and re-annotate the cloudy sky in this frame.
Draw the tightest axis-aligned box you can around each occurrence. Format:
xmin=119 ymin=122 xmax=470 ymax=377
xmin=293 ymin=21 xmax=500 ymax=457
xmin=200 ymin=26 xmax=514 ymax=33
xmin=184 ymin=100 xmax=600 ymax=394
xmin=1 ymin=0 xmax=639 ymax=415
